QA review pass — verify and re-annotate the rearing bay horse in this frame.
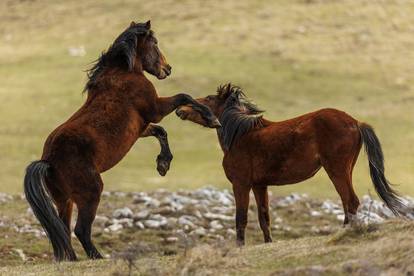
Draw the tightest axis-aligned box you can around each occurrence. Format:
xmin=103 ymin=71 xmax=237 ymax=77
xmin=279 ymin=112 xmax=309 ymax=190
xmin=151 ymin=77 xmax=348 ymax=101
xmin=24 ymin=21 xmax=220 ymax=261
xmin=176 ymin=83 xmax=406 ymax=245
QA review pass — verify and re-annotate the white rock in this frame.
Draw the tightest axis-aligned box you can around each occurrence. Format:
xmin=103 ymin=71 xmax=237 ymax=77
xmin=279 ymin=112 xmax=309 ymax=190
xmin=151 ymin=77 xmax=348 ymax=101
xmin=107 ymin=223 xmax=123 ymax=232
xmin=94 ymin=215 xmax=109 ymax=227
xmin=13 ymin=249 xmax=26 ymax=261
xmin=114 ymin=192 xmax=127 ymax=197
xmin=143 ymin=220 xmax=163 ymax=229
xmin=145 ymin=198 xmax=161 ymax=208
xmin=178 ymin=216 xmax=196 ymax=229
xmin=135 ymin=221 xmax=145 ymax=229
xmin=226 ymin=229 xmax=236 ymax=236
xmin=209 ymin=220 xmax=223 ymax=230
xmin=165 ymin=236 xmax=178 ymax=243
xmin=310 ymin=210 xmax=322 ymax=217
xmin=118 ymin=218 xmax=133 ymax=228
xmin=113 ymin=207 xmax=133 ymax=219
xmin=134 ymin=210 xmax=150 ymax=220
xmin=204 ymin=212 xmax=233 ymax=221
xmin=192 ymin=227 xmax=207 ymax=236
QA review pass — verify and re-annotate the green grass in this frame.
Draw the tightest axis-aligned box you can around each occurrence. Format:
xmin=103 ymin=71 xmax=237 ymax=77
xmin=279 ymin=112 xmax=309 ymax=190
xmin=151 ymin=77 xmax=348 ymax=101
xmin=0 ymin=0 xmax=413 ymax=197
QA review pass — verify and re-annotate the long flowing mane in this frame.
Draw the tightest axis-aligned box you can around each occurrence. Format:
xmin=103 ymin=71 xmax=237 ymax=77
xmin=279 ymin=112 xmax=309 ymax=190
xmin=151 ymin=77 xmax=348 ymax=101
xmin=84 ymin=22 xmax=151 ymax=93
xmin=217 ymin=84 xmax=264 ymax=150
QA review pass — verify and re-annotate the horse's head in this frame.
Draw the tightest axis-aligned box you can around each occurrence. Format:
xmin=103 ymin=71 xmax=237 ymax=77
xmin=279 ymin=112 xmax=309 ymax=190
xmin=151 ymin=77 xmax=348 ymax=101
xmin=176 ymin=83 xmax=262 ymax=127
xmin=107 ymin=20 xmax=171 ymax=79
xmin=134 ymin=21 xmax=171 ymax=79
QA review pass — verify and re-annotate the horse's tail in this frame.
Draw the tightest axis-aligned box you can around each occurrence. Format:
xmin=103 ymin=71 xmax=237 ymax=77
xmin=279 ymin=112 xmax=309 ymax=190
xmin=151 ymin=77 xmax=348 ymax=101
xmin=358 ymin=123 xmax=406 ymax=216
xmin=24 ymin=160 xmax=76 ymax=261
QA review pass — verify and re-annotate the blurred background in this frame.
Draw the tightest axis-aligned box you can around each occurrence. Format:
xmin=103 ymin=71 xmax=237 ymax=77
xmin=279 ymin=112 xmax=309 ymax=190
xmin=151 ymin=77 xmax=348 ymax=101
xmin=0 ymin=0 xmax=413 ymax=197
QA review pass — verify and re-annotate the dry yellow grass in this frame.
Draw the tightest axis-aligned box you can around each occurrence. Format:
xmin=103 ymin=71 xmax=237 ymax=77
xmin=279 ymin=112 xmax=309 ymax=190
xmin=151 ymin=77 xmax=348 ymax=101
xmin=1 ymin=220 xmax=413 ymax=275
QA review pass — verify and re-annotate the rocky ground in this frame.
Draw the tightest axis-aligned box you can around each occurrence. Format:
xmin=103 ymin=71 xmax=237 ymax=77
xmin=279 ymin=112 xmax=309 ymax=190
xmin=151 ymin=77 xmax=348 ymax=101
xmin=0 ymin=187 xmax=413 ymax=267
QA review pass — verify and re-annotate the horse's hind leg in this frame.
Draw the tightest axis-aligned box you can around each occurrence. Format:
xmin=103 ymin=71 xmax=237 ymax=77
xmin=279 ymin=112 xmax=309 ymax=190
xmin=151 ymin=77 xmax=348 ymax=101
xmin=324 ymin=166 xmax=360 ymax=225
xmin=56 ymin=199 xmax=78 ymax=260
xmin=232 ymin=183 xmax=251 ymax=246
xmin=73 ymin=172 xmax=103 ymax=259
xmin=57 ymin=199 xmax=74 ymax=231
xmin=252 ymin=186 xmax=272 ymax=243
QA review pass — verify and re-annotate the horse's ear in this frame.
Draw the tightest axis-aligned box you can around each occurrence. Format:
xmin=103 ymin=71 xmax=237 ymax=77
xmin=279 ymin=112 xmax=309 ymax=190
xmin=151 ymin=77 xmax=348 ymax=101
xmin=145 ymin=20 xmax=151 ymax=29
xmin=130 ymin=21 xmax=136 ymax=27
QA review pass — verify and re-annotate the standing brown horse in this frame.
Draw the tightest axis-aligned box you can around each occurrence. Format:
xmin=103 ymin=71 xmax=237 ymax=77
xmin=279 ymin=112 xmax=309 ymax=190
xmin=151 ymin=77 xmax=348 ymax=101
xmin=176 ymin=83 xmax=406 ymax=245
xmin=24 ymin=21 xmax=220 ymax=261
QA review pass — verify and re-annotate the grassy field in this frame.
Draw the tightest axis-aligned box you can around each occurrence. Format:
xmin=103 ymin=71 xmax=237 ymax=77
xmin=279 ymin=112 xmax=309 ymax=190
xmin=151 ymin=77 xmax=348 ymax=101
xmin=1 ymin=220 xmax=413 ymax=275
xmin=0 ymin=0 xmax=413 ymax=197
xmin=0 ymin=192 xmax=413 ymax=275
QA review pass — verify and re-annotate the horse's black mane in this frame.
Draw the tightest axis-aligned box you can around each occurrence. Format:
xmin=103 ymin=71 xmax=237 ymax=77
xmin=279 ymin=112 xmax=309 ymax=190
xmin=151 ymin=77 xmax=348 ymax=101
xmin=217 ymin=84 xmax=264 ymax=150
xmin=84 ymin=22 xmax=151 ymax=92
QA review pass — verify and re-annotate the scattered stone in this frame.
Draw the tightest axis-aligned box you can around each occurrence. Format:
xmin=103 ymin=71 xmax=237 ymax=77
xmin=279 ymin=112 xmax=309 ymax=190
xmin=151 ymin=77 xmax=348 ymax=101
xmin=13 ymin=249 xmax=26 ymax=261
xmin=94 ymin=215 xmax=109 ymax=227
xmin=105 ymin=223 xmax=123 ymax=233
xmin=134 ymin=210 xmax=150 ymax=220
xmin=209 ymin=220 xmax=223 ymax=230
xmin=275 ymin=193 xmax=303 ymax=207
xmin=0 ymin=193 xmax=13 ymax=204
xmin=3 ymin=187 xmax=414 ymax=241
xmin=135 ymin=221 xmax=145 ymax=229
xmin=178 ymin=216 xmax=196 ymax=230
xmin=204 ymin=212 xmax=233 ymax=221
xmin=226 ymin=229 xmax=236 ymax=236
xmin=310 ymin=210 xmax=322 ymax=217
xmin=191 ymin=227 xmax=207 ymax=237
xmin=113 ymin=207 xmax=133 ymax=219
xmin=165 ymin=236 xmax=178 ymax=243
xmin=143 ymin=220 xmax=163 ymax=229
xmin=114 ymin=192 xmax=127 ymax=198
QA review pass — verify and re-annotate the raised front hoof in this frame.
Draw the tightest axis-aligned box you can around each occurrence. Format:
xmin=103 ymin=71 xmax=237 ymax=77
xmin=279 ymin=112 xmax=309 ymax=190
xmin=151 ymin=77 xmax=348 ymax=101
xmin=175 ymin=108 xmax=187 ymax=120
xmin=156 ymin=154 xmax=172 ymax=176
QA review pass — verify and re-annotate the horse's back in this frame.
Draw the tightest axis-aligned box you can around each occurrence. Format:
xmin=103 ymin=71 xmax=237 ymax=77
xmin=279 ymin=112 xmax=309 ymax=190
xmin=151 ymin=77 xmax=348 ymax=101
xmin=223 ymin=108 xmax=361 ymax=185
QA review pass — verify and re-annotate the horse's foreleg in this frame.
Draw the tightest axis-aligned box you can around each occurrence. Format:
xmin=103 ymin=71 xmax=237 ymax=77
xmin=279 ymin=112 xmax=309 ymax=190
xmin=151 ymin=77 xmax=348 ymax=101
xmin=252 ymin=186 xmax=272 ymax=243
xmin=141 ymin=124 xmax=173 ymax=176
xmin=155 ymin=94 xmax=220 ymax=128
xmin=233 ymin=183 xmax=251 ymax=246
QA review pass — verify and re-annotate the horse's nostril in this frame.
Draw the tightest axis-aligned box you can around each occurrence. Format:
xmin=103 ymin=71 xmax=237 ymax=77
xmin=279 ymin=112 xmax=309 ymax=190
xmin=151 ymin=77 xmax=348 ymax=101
xmin=166 ymin=64 xmax=172 ymax=71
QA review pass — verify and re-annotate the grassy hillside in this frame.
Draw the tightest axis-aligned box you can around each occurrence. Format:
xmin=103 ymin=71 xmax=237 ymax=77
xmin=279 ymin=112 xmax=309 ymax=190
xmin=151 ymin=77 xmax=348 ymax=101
xmin=1 ymin=221 xmax=413 ymax=275
xmin=0 ymin=0 xmax=413 ymax=197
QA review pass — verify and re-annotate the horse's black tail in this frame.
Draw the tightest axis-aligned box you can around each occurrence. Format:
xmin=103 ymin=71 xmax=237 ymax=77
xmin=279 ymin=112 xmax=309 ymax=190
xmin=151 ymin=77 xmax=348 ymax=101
xmin=359 ymin=123 xmax=406 ymax=216
xmin=24 ymin=160 xmax=76 ymax=261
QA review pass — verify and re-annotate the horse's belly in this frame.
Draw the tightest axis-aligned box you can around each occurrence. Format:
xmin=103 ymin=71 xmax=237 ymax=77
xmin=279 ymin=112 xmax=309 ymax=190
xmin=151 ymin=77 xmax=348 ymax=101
xmin=269 ymin=163 xmax=322 ymax=185
xmin=262 ymin=147 xmax=322 ymax=185
xmin=96 ymin=118 xmax=145 ymax=172
xmin=97 ymin=134 xmax=139 ymax=172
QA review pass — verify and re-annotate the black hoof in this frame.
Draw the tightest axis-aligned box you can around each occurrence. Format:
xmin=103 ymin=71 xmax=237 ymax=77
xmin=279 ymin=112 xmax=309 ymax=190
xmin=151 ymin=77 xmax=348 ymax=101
xmin=156 ymin=154 xmax=172 ymax=176
xmin=236 ymin=239 xmax=245 ymax=247
xmin=264 ymin=237 xmax=273 ymax=243
xmin=175 ymin=109 xmax=187 ymax=120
